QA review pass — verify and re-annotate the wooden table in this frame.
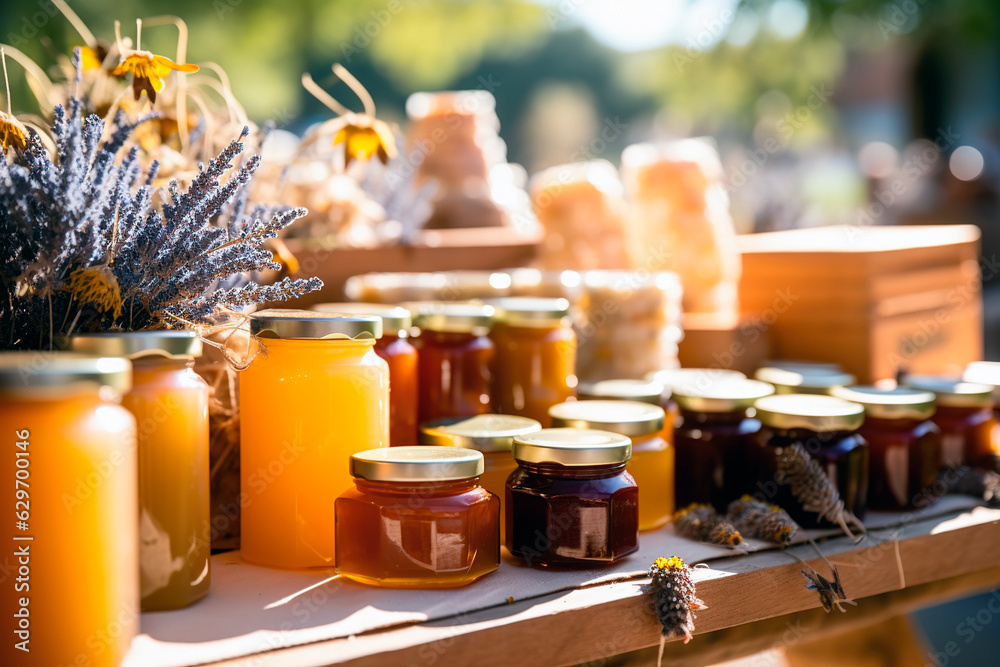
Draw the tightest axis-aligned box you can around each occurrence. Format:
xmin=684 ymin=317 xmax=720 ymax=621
xmin=133 ymin=504 xmax=1000 ymax=667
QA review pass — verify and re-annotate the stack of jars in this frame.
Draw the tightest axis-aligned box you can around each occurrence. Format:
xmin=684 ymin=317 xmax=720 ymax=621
xmin=0 ymin=330 xmax=213 ymax=667
xmin=13 ymin=291 xmax=1000 ymax=652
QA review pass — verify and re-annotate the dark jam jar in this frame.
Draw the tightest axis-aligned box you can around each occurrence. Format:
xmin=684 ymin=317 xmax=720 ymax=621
xmin=904 ymin=375 xmax=998 ymax=470
xmin=752 ymin=394 xmax=869 ymax=527
xmin=755 ymin=365 xmax=856 ymax=395
xmin=313 ymin=303 xmax=419 ymax=446
xmin=964 ymin=361 xmax=1000 ymax=422
xmin=647 ymin=368 xmax=746 ymax=430
xmin=578 ymin=378 xmax=666 ymax=406
xmin=410 ymin=302 xmax=496 ymax=423
xmin=671 ymin=377 xmax=774 ymax=511
xmin=833 ymin=386 xmax=941 ymax=511
xmin=506 ymin=428 xmax=638 ymax=567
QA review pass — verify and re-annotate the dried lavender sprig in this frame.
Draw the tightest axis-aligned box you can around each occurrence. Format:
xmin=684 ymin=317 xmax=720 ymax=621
xmin=776 ymin=443 xmax=866 ymax=540
xmin=673 ymin=504 xmax=742 ymax=547
xmin=649 ymin=556 xmax=702 ymax=644
xmin=727 ymin=496 xmax=800 ymax=545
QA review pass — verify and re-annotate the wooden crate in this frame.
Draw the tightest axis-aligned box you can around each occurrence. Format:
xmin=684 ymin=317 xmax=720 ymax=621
xmin=274 ymin=227 xmax=541 ymax=308
xmin=738 ymin=224 xmax=983 ymax=383
xmin=678 ymin=312 xmax=771 ymax=374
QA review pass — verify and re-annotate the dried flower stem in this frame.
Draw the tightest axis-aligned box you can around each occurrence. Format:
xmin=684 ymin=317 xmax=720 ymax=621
xmin=776 ymin=443 xmax=866 ymax=540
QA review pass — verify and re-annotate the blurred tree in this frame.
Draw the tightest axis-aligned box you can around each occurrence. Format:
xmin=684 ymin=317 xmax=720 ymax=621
xmin=0 ymin=0 xmax=547 ymax=120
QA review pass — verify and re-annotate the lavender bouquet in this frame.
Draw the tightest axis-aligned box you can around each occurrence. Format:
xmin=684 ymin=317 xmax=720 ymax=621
xmin=0 ymin=52 xmax=321 ymax=351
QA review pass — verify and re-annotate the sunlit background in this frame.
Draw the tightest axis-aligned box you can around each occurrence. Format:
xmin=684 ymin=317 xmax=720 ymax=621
xmin=3 ymin=0 xmax=998 ymax=237
xmin=2 ymin=0 xmax=999 ymax=663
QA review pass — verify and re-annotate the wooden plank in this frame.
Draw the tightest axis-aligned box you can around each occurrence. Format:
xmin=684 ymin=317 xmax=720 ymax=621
xmin=199 ymin=508 xmax=1000 ymax=667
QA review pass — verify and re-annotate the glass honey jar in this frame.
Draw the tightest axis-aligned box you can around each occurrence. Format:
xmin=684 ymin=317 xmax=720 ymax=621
xmin=68 ymin=331 xmax=210 ymax=610
xmin=755 ymin=366 xmax=856 ymax=395
xmin=752 ymin=394 xmax=869 ymax=527
xmin=241 ymin=310 xmax=389 ymax=569
xmin=832 ymin=386 xmax=941 ymax=511
xmin=314 ymin=303 xmax=419 ymax=446
xmin=904 ymin=375 xmax=998 ymax=470
xmin=672 ymin=377 xmax=774 ymax=511
xmin=419 ymin=414 xmax=541 ymax=543
xmin=410 ymin=302 xmax=496 ymax=423
xmin=548 ymin=399 xmax=672 ymax=530
xmin=0 ymin=353 xmax=137 ymax=667
xmin=963 ymin=361 xmax=1000 ymax=429
xmin=578 ymin=378 xmax=665 ymax=406
xmin=489 ymin=297 xmax=576 ymax=426
xmin=335 ymin=446 xmax=500 ymax=588
xmin=506 ymin=428 xmax=638 ymax=567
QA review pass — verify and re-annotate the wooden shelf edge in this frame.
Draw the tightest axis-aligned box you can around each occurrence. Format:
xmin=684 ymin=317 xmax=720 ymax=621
xmin=198 ymin=508 xmax=1000 ymax=667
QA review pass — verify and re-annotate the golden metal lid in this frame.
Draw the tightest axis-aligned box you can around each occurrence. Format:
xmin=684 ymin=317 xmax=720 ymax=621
xmin=512 ymin=428 xmax=632 ymax=466
xmin=755 ymin=394 xmax=865 ymax=432
xmin=250 ymin=309 xmax=381 ymax=340
xmin=311 ymin=302 xmax=411 ymax=333
xmin=646 ymin=368 xmax=746 ymax=393
xmin=761 ymin=360 xmax=843 ymax=373
xmin=831 ymin=385 xmax=936 ymax=420
xmin=549 ymin=400 xmax=665 ymax=437
xmin=489 ymin=297 xmax=571 ymax=326
xmin=67 ymin=330 xmax=202 ymax=359
xmin=577 ymin=379 xmax=666 ymax=405
xmin=419 ymin=414 xmax=542 ymax=453
xmin=408 ymin=302 xmax=495 ymax=333
xmin=0 ymin=352 xmax=131 ymax=395
xmin=754 ymin=366 xmax=856 ymax=393
xmin=350 ymin=446 xmax=484 ymax=482
xmin=963 ymin=361 xmax=1000 ymax=388
xmin=902 ymin=375 xmax=994 ymax=409
xmin=672 ymin=378 xmax=775 ymax=413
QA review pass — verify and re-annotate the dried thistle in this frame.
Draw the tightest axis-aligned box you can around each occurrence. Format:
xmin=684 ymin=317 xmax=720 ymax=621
xmin=801 ymin=564 xmax=856 ymax=613
xmin=941 ymin=466 xmax=1000 ymax=507
xmin=776 ymin=443 xmax=865 ymax=540
xmin=674 ymin=504 xmax=742 ymax=547
xmin=727 ymin=495 xmax=800 ymax=545
xmin=649 ymin=556 xmax=702 ymax=644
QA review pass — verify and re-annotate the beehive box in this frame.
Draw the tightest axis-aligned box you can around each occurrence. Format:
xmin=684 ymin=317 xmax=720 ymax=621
xmin=738 ymin=224 xmax=982 ymax=383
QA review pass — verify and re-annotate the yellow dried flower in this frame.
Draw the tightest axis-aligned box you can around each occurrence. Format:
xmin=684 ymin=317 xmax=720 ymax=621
xmin=333 ymin=113 xmax=397 ymax=166
xmin=0 ymin=111 xmax=28 ymax=153
xmin=65 ymin=266 xmax=122 ymax=319
xmin=79 ymin=43 xmax=110 ymax=71
xmin=112 ymin=51 xmax=199 ymax=103
xmin=653 ymin=556 xmax=686 ymax=570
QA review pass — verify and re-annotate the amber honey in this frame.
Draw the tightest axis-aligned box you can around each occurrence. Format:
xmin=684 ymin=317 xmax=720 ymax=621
xmin=489 ymin=297 xmax=576 ymax=426
xmin=419 ymin=414 xmax=542 ymax=543
xmin=336 ymin=446 xmax=499 ymax=588
xmin=241 ymin=310 xmax=389 ymax=569
xmin=70 ymin=331 xmax=210 ymax=611
xmin=314 ymin=303 xmax=419 ymax=446
xmin=0 ymin=353 xmax=137 ymax=667
xmin=549 ymin=400 xmax=672 ymax=530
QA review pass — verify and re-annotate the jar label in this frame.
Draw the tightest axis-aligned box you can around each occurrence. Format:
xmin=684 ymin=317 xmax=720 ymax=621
xmin=554 ymin=506 xmax=608 ymax=559
xmin=941 ymin=434 xmax=963 ymax=468
xmin=884 ymin=446 xmax=909 ymax=508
